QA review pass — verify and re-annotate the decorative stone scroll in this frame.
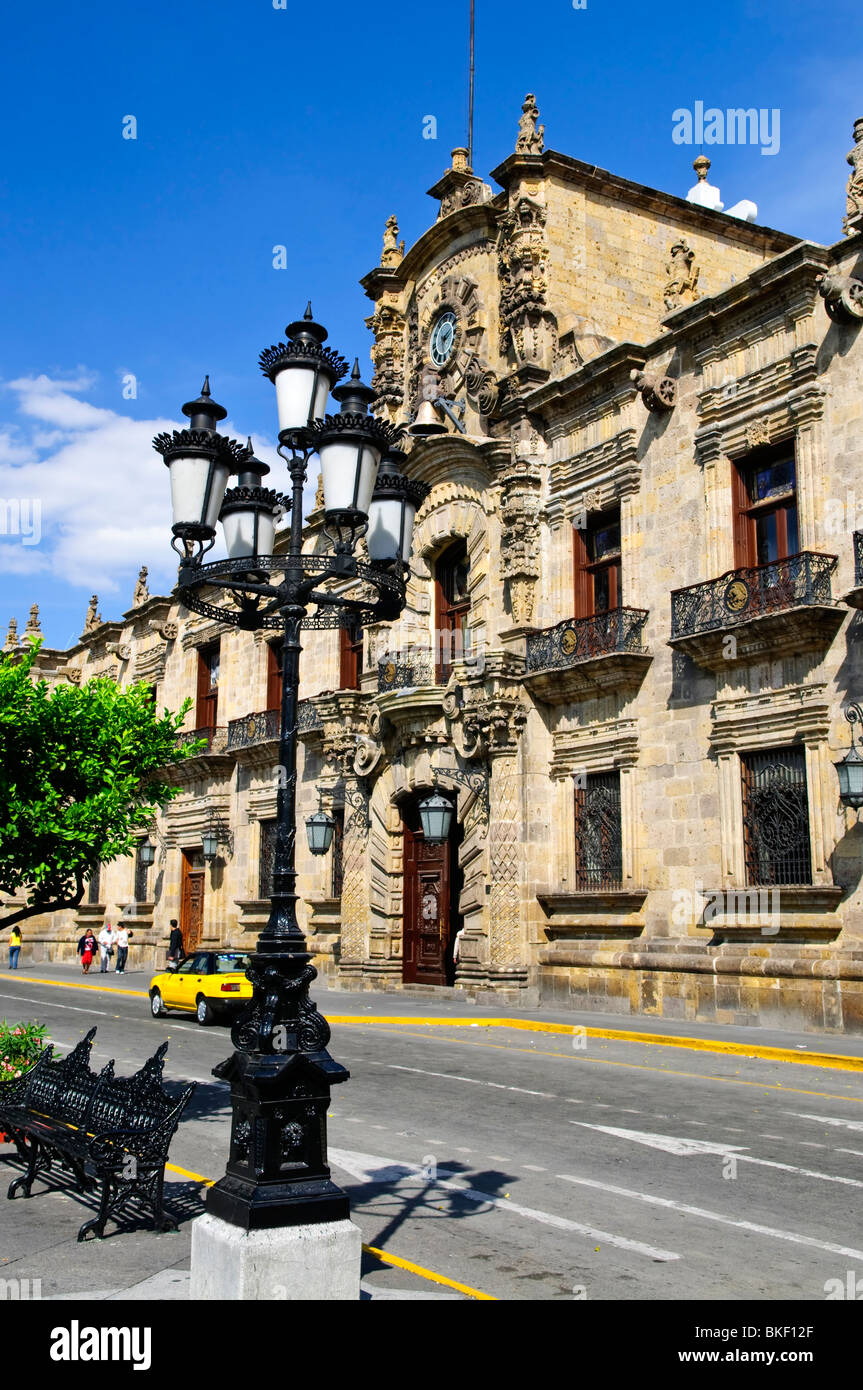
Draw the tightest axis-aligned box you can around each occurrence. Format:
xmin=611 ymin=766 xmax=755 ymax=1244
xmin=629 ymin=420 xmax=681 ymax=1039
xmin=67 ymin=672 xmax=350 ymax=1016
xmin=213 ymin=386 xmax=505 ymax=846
xmin=817 ymin=270 xmax=863 ymax=323
xmin=630 ymin=368 xmax=677 ymax=412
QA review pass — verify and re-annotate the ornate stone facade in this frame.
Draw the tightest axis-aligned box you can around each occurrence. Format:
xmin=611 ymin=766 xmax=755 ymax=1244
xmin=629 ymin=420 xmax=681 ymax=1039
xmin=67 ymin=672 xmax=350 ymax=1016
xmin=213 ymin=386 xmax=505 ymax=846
xmin=10 ymin=107 xmax=863 ymax=1034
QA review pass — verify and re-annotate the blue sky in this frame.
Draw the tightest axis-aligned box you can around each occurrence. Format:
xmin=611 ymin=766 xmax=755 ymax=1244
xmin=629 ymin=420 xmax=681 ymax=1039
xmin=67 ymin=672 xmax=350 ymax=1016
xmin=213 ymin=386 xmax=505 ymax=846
xmin=1 ymin=0 xmax=860 ymax=648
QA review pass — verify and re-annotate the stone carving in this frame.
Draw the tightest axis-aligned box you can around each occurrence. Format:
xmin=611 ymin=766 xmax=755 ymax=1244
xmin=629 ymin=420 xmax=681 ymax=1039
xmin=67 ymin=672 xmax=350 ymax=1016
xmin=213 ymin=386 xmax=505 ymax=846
xmin=314 ymin=472 xmax=325 ymax=510
xmin=515 ymin=93 xmax=544 ymax=155
xmin=497 ymin=197 xmax=557 ymax=366
xmin=843 ymin=117 xmax=863 ymax=236
xmin=439 ymin=178 xmax=487 ymax=218
xmin=664 ymin=240 xmax=700 ymax=310
xmin=65 ymin=666 xmax=82 ymax=684
xmin=4 ymin=617 xmax=19 ymax=651
xmin=746 ymin=418 xmax=771 ymax=449
xmin=463 ymin=354 xmax=499 ymax=415
xmin=817 ymin=270 xmax=863 ymax=323
xmin=488 ymin=755 xmax=522 ymax=970
xmin=83 ymin=595 xmax=101 ymax=635
xmin=133 ymin=566 xmax=150 ymax=606
xmin=630 ymin=368 xmax=677 ymax=412
xmin=462 ymin=684 xmax=527 ymax=760
xmin=107 ymin=641 xmax=132 ymax=661
xmin=24 ymin=604 xmax=41 ymax=636
xmin=366 ymin=301 xmax=406 ymax=408
xmin=381 ymin=214 xmax=404 ymax=268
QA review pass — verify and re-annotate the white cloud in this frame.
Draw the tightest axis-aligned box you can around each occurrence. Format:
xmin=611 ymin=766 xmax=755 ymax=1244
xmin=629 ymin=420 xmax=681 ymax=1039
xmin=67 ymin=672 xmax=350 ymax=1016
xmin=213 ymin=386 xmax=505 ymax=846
xmin=0 ymin=372 xmax=282 ymax=603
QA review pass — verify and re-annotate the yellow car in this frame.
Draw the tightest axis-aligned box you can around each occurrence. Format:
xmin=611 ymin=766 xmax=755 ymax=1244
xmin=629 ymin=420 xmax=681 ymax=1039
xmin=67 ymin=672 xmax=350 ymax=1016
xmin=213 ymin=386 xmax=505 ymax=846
xmin=149 ymin=949 xmax=253 ymax=1026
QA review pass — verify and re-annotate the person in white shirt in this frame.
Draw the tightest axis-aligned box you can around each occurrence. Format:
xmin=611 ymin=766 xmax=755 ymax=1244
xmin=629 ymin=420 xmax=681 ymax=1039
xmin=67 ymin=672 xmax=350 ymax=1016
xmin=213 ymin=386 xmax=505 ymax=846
xmin=115 ymin=926 xmax=130 ymax=974
xmin=97 ymin=923 xmax=116 ymax=973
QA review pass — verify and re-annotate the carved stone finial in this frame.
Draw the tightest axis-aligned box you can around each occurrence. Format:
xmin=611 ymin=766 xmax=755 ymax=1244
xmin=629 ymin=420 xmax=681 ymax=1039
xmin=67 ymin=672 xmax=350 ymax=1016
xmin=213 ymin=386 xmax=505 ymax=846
xmin=24 ymin=603 xmax=41 ymax=635
xmin=843 ymin=117 xmax=863 ymax=236
xmin=631 ymin=368 xmax=677 ymax=412
xmin=83 ymin=595 xmax=101 ymax=635
xmin=381 ymin=214 xmax=404 ymax=268
xmin=314 ymin=472 xmax=325 ymax=510
xmin=451 ymin=147 xmax=471 ymax=175
xmin=515 ymin=93 xmax=544 ymax=155
xmin=4 ymin=617 xmax=19 ymax=650
xmin=132 ymin=565 xmax=150 ymax=606
xmin=664 ymin=239 xmax=700 ymax=310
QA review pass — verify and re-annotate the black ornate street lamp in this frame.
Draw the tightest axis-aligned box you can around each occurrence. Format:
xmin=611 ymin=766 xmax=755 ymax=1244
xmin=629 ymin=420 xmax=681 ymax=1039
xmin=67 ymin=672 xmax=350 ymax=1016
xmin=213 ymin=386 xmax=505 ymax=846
xmin=155 ymin=306 xmax=429 ymax=1234
xmin=836 ymin=703 xmax=863 ymax=811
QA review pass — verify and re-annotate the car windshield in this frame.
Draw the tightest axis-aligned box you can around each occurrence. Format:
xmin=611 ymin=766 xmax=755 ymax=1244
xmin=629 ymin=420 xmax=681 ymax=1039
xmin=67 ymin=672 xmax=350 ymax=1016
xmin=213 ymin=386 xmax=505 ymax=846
xmin=214 ymin=954 xmax=250 ymax=974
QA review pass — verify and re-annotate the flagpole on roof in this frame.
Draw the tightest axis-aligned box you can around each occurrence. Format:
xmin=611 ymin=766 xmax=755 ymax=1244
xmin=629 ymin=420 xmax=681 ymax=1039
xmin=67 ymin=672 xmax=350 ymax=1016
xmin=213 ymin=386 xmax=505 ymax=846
xmin=468 ymin=0 xmax=475 ymax=168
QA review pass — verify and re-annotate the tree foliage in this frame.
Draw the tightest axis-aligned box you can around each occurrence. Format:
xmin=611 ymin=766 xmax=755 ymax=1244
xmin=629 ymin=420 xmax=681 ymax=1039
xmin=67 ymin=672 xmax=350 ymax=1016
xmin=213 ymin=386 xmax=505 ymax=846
xmin=0 ymin=640 xmax=200 ymax=927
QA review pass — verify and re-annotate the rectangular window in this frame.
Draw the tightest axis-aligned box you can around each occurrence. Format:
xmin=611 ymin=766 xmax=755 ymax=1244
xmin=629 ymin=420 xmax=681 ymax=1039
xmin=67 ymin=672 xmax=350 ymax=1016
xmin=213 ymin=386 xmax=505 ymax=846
xmin=258 ymin=819 xmax=278 ymax=899
xmin=339 ymin=621 xmax=363 ymax=691
xmin=87 ymin=864 xmax=101 ymax=904
xmin=331 ymin=810 xmax=345 ymax=899
xmin=134 ymin=843 xmax=149 ymax=904
xmin=732 ymin=446 xmax=799 ymax=569
xmin=741 ymin=747 xmax=812 ymax=885
xmin=435 ymin=540 xmax=470 ymax=684
xmin=196 ymin=643 xmax=220 ymax=731
xmin=574 ymin=771 xmax=623 ymax=891
xmin=574 ymin=509 xmax=622 ymax=618
xmin=266 ymin=640 xmax=283 ymax=712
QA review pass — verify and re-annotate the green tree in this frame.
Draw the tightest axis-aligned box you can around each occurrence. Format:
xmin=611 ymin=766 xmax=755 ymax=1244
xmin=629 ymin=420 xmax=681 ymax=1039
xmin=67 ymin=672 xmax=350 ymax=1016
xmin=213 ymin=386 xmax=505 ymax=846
xmin=0 ymin=639 xmax=201 ymax=928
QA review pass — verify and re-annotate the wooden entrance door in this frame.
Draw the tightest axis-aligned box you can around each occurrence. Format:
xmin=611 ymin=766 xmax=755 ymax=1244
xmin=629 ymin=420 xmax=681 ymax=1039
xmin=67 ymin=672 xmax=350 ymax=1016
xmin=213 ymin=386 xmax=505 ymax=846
xmin=402 ymin=798 xmax=461 ymax=986
xmin=181 ymin=850 xmax=205 ymax=953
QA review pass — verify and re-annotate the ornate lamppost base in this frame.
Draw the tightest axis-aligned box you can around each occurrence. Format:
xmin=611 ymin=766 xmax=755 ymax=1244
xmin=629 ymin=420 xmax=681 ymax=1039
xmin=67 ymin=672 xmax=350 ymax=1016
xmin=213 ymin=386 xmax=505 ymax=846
xmin=190 ymin=1211 xmax=362 ymax=1301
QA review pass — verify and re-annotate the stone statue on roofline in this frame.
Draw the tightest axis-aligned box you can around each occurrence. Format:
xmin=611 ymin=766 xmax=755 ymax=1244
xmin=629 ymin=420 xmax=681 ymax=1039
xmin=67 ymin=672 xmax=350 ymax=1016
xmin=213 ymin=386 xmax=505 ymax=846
xmin=133 ymin=565 xmax=150 ymax=606
xmin=516 ymin=94 xmax=544 ymax=155
xmin=24 ymin=604 xmax=41 ymax=636
xmin=844 ymin=117 xmax=863 ymax=235
xmin=83 ymin=595 xmax=101 ymax=635
xmin=381 ymin=215 xmax=404 ymax=268
xmin=4 ymin=616 xmax=19 ymax=651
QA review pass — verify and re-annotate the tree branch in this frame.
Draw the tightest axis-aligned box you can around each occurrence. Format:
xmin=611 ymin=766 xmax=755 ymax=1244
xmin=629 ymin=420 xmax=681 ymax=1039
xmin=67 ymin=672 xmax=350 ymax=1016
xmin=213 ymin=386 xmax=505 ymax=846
xmin=1 ymin=872 xmax=85 ymax=930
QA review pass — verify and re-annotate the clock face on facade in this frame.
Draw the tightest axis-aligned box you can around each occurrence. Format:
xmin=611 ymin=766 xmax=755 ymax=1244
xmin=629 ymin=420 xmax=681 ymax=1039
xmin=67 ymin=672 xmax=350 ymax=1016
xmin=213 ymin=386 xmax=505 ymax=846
xmin=430 ymin=310 xmax=457 ymax=368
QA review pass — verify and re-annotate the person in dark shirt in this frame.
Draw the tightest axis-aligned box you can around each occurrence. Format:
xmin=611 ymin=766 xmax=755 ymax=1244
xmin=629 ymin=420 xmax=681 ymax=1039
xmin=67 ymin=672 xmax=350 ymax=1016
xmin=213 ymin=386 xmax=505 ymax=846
xmin=167 ymin=919 xmax=184 ymax=970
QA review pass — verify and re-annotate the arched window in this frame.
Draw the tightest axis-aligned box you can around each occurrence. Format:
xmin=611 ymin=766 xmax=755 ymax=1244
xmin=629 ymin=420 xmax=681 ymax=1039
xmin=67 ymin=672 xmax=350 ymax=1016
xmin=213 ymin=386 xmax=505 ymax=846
xmin=435 ymin=539 xmax=470 ymax=684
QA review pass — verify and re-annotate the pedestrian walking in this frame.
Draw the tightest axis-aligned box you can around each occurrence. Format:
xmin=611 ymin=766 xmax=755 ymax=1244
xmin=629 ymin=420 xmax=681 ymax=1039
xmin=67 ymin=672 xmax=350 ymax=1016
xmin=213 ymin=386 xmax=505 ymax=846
xmin=77 ymin=929 xmax=97 ymax=974
xmin=167 ymin=920 xmax=184 ymax=970
xmin=97 ymin=922 xmax=116 ymax=973
xmin=8 ymin=926 xmax=22 ymax=970
xmin=115 ymin=925 xmax=131 ymax=974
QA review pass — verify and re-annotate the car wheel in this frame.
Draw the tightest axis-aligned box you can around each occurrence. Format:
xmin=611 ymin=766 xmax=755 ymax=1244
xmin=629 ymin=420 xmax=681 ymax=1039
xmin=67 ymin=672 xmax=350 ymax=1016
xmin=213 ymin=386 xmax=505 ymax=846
xmin=150 ymin=990 xmax=165 ymax=1018
xmin=196 ymin=995 xmax=214 ymax=1026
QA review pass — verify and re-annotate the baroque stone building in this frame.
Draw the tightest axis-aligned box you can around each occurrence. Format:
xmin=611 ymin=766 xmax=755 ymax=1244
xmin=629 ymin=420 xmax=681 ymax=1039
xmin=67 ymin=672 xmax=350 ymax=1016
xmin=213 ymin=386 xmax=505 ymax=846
xmin=10 ymin=105 xmax=863 ymax=1033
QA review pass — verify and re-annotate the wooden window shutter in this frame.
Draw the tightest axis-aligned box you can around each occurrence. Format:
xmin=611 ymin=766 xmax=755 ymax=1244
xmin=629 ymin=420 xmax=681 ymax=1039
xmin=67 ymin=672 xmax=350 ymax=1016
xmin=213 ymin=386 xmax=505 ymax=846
xmin=573 ymin=524 xmax=593 ymax=618
xmin=731 ymin=460 xmax=754 ymax=568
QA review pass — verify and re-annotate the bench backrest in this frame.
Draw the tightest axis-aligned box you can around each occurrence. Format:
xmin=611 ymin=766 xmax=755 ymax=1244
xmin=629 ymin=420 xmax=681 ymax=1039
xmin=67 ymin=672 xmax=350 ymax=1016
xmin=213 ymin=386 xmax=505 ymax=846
xmin=25 ymin=1027 xmax=104 ymax=1127
xmin=87 ymin=1042 xmax=176 ymax=1135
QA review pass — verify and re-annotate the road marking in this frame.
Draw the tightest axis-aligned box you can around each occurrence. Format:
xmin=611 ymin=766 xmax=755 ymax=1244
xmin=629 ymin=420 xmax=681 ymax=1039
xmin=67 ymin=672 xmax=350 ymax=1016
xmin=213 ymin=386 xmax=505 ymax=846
xmin=357 ymin=1031 xmax=863 ymax=1103
xmin=571 ymin=1123 xmax=863 ymax=1190
xmin=329 ymin=1146 xmax=680 ymax=1263
xmin=161 ymin=1160 xmax=495 ymax=1299
xmin=523 ymin=1164 xmax=546 ymax=1172
xmin=557 ymin=1172 xmax=863 ymax=1262
xmin=790 ymin=1112 xmax=863 ymax=1132
xmin=838 ymin=1147 xmax=863 ymax=1158
xmin=8 ymin=976 xmax=863 ymax=1072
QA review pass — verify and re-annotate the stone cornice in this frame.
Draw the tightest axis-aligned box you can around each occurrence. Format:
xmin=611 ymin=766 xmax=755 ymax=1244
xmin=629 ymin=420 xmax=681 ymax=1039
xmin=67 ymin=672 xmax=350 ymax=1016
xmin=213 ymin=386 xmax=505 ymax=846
xmin=490 ymin=149 xmax=797 ymax=257
xmin=550 ymin=718 xmax=640 ymax=778
xmin=709 ymin=682 xmax=831 ymax=754
xmin=661 ymin=241 xmax=831 ymax=340
xmin=521 ymin=342 xmax=646 ymax=421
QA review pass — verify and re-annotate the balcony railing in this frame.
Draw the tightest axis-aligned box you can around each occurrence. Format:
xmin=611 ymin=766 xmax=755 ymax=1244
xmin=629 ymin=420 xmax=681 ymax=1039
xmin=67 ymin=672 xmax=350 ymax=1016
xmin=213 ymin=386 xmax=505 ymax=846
xmin=378 ymin=654 xmax=436 ymax=692
xmin=174 ymin=726 xmax=228 ymax=756
xmin=227 ymin=709 xmax=280 ymax=750
xmin=227 ymin=702 xmax=322 ymax=750
xmin=855 ymin=532 xmax=863 ymax=587
xmin=670 ymin=552 xmax=837 ymax=639
xmin=526 ymin=608 xmax=649 ymax=673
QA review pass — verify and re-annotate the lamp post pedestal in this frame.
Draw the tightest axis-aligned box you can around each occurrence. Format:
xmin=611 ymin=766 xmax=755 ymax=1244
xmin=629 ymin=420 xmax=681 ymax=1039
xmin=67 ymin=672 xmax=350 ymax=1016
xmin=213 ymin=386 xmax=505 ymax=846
xmin=190 ymin=1211 xmax=362 ymax=1301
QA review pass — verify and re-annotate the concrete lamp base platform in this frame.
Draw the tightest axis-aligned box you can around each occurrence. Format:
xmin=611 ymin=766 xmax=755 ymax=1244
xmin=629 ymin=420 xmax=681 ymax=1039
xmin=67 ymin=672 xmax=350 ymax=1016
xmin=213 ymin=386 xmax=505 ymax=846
xmin=189 ymin=1212 xmax=362 ymax=1301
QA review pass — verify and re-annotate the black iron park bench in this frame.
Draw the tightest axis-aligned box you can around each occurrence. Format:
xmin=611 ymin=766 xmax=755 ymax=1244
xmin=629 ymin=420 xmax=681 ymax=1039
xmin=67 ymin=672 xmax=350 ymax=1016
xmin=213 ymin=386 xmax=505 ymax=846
xmin=0 ymin=1027 xmax=195 ymax=1241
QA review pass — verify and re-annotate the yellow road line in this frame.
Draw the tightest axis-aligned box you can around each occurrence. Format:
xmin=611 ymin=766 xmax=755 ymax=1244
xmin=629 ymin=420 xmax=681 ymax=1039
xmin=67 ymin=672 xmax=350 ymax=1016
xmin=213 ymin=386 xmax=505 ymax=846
xmin=362 ymin=1243 xmax=495 ymax=1300
xmin=163 ymin=1162 xmax=492 ymax=1300
xmin=327 ymin=1016 xmax=863 ymax=1074
xmin=10 ymin=976 xmax=863 ymax=1074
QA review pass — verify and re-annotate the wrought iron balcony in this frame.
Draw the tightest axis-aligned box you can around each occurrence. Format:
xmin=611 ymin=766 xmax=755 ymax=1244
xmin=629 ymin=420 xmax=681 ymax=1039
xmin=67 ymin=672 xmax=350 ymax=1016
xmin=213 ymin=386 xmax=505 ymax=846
xmin=845 ymin=532 xmax=863 ymax=609
xmin=227 ymin=703 xmax=322 ymax=752
xmin=378 ymin=653 xmax=436 ymax=692
xmin=669 ymin=550 xmax=841 ymax=669
xmin=522 ymin=608 xmax=651 ymax=702
xmin=227 ymin=709 xmax=280 ymax=750
xmin=168 ymin=725 xmax=231 ymax=771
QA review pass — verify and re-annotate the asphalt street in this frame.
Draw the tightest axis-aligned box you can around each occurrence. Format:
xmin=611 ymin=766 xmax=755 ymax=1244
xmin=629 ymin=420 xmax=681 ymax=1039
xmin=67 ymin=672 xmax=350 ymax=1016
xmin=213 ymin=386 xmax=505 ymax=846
xmin=2 ymin=962 xmax=863 ymax=1302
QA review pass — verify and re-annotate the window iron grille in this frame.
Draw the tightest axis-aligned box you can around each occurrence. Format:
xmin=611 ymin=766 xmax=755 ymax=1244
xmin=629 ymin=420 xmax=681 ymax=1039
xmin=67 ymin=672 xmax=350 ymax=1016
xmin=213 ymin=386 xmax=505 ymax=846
xmin=258 ymin=819 xmax=278 ymax=900
xmin=741 ymin=748 xmax=812 ymax=886
xmin=574 ymin=771 xmax=623 ymax=891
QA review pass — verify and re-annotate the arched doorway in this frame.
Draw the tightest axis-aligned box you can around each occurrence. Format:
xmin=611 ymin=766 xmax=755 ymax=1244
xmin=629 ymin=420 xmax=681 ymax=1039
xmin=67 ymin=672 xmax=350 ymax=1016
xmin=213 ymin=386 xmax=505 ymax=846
xmin=401 ymin=791 xmax=464 ymax=986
